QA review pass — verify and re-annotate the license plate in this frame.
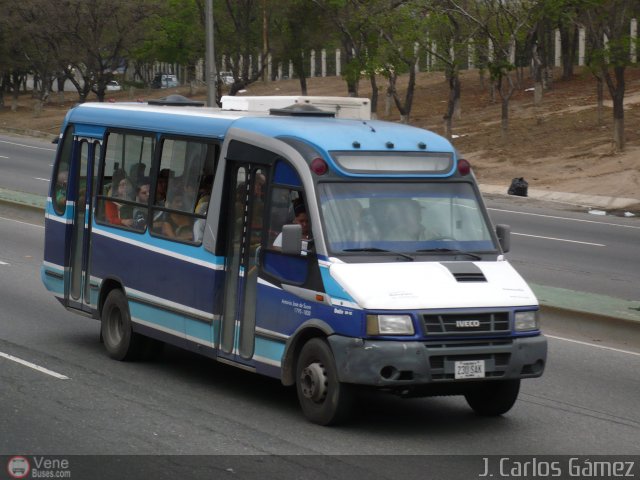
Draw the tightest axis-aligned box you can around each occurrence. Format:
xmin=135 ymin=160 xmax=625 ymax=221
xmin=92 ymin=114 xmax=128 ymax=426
xmin=455 ymin=360 xmax=485 ymax=379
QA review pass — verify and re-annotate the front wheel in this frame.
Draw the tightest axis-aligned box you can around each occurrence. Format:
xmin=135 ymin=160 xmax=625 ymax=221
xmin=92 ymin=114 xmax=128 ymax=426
xmin=464 ymin=379 xmax=521 ymax=416
xmin=295 ymin=338 xmax=354 ymax=426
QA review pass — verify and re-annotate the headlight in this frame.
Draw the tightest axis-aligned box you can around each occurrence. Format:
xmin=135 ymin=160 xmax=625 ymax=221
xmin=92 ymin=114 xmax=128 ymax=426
xmin=514 ymin=311 xmax=539 ymax=331
xmin=366 ymin=314 xmax=414 ymax=336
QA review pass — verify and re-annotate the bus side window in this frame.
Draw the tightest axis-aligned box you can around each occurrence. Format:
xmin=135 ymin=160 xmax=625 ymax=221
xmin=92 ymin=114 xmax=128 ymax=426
xmin=151 ymin=139 xmax=215 ymax=244
xmin=52 ymin=127 xmax=74 ymax=215
xmin=95 ymin=132 xmax=154 ymax=231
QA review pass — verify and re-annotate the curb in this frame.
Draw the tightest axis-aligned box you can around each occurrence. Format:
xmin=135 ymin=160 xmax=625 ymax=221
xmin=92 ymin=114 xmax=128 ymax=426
xmin=531 ymin=283 xmax=640 ymax=326
xmin=480 ymin=184 xmax=640 ymax=212
xmin=0 ymin=187 xmax=46 ymax=210
xmin=0 ymin=188 xmax=638 ymax=328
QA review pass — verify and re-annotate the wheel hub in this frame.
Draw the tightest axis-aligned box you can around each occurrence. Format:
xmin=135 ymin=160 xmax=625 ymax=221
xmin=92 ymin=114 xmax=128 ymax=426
xmin=300 ymin=362 xmax=328 ymax=402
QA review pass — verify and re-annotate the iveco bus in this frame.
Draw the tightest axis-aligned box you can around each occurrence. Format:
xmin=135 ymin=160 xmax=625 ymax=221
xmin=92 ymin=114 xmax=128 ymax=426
xmin=42 ymin=95 xmax=546 ymax=425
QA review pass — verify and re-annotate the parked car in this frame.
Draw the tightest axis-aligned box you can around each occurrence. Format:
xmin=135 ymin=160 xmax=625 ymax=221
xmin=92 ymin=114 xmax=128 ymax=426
xmin=152 ymin=73 xmax=179 ymax=88
xmin=106 ymin=80 xmax=122 ymax=91
xmin=219 ymin=71 xmax=234 ymax=85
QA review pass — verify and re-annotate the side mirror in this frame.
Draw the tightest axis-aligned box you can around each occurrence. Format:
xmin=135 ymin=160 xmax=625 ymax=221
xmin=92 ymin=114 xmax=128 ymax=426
xmin=281 ymin=224 xmax=302 ymax=255
xmin=496 ymin=224 xmax=511 ymax=253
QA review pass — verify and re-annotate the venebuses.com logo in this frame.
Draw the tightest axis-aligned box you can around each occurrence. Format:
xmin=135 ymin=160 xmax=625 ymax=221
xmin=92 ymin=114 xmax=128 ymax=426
xmin=6 ymin=456 xmax=72 ymax=478
xmin=6 ymin=456 xmax=30 ymax=479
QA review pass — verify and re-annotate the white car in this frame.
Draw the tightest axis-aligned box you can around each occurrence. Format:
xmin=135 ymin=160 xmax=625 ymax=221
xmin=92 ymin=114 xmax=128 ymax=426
xmin=106 ymin=80 xmax=122 ymax=91
xmin=153 ymin=74 xmax=179 ymax=88
xmin=220 ymin=71 xmax=234 ymax=85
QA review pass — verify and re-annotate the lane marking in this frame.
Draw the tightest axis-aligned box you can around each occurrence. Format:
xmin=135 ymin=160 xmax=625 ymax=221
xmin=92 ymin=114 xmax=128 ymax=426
xmin=0 ymin=139 xmax=56 ymax=151
xmin=513 ymin=232 xmax=605 ymax=247
xmin=0 ymin=155 xmax=8 ymax=159
xmin=0 ymin=351 xmax=70 ymax=379
xmin=34 ymin=177 xmax=50 ymax=182
xmin=548 ymin=334 xmax=640 ymax=357
xmin=0 ymin=260 xmax=9 ymax=265
xmin=489 ymin=207 xmax=640 ymax=230
xmin=0 ymin=215 xmax=44 ymax=229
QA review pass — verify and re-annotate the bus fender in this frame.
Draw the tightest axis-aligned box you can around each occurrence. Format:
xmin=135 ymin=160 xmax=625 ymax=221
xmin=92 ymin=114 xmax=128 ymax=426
xmin=281 ymin=318 xmax=334 ymax=386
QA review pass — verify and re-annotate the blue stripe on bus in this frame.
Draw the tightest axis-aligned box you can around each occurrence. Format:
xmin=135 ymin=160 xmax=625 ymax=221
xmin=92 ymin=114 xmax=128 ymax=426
xmin=90 ymin=229 xmax=223 ymax=314
xmin=129 ymin=300 xmax=185 ymax=338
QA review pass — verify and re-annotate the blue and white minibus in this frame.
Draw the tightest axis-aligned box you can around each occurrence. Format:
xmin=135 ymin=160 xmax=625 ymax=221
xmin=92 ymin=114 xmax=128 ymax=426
xmin=42 ymin=95 xmax=547 ymax=425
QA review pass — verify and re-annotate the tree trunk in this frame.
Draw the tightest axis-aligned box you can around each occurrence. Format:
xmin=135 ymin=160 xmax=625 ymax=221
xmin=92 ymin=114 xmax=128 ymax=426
xmin=596 ymin=74 xmax=604 ymax=126
xmin=501 ymin=96 xmax=509 ymax=139
xmin=534 ymin=83 xmax=543 ymax=106
xmin=498 ymin=74 xmax=514 ymax=139
xmin=602 ymin=64 xmax=625 ymax=151
xmin=369 ymin=73 xmax=378 ymax=119
xmin=443 ymin=66 xmax=460 ymax=140
xmin=532 ymin=41 xmax=543 ymax=106
xmin=560 ymin=25 xmax=575 ymax=80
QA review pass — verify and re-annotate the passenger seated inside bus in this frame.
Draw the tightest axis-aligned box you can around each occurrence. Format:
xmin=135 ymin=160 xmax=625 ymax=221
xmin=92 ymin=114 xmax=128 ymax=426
xmin=159 ymin=193 xmax=193 ymax=241
xmin=54 ymin=170 xmax=68 ymax=212
xmin=155 ymin=168 xmax=171 ymax=206
xmin=132 ymin=177 xmax=150 ymax=230
xmin=194 ymin=175 xmax=213 ymax=214
xmin=105 ymin=177 xmax=135 ymax=227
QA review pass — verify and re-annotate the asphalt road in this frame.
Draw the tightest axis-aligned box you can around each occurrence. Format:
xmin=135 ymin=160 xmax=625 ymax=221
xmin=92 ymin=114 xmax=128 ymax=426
xmin=1 ymin=212 xmax=639 ymax=468
xmin=0 ymin=134 xmax=56 ymax=196
xmin=486 ymin=194 xmax=640 ymax=302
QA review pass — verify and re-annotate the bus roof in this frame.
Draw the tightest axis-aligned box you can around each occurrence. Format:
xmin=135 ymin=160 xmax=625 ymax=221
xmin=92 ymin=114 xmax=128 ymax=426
xmin=63 ymin=102 xmax=455 ymax=154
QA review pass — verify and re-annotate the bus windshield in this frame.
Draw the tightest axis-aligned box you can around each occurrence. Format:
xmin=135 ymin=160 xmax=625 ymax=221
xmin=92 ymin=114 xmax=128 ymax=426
xmin=318 ymin=182 xmax=496 ymax=256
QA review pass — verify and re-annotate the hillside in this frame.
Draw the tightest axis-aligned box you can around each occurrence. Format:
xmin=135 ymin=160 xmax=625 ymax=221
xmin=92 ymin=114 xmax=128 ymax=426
xmin=2 ymin=67 xmax=639 ymax=203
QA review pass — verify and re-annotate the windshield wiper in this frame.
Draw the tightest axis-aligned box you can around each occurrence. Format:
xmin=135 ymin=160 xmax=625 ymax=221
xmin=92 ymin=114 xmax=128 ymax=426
xmin=343 ymin=248 xmax=414 ymax=261
xmin=416 ymin=248 xmax=482 ymax=260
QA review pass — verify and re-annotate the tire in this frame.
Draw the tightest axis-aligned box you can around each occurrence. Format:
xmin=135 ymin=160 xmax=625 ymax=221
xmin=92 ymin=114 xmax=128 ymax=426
xmin=464 ymin=379 xmax=521 ymax=416
xmin=100 ymin=289 xmax=143 ymax=361
xmin=295 ymin=338 xmax=354 ymax=426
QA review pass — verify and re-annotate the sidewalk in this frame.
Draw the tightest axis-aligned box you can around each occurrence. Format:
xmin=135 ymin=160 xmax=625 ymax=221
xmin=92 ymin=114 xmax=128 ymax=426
xmin=1 ymin=185 xmax=639 ymax=326
xmin=480 ymin=184 xmax=640 ymax=211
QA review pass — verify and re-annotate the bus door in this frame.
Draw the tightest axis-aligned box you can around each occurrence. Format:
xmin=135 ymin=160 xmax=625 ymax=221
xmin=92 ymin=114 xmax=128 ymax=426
xmin=66 ymin=137 xmax=101 ymax=313
xmin=218 ymin=160 xmax=269 ymax=365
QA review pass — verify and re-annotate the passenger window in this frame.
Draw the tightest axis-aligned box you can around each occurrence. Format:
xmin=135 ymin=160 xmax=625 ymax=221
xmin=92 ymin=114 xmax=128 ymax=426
xmin=95 ymin=132 xmax=154 ymax=231
xmin=52 ymin=126 xmax=73 ymax=215
xmin=151 ymin=139 xmax=217 ymax=244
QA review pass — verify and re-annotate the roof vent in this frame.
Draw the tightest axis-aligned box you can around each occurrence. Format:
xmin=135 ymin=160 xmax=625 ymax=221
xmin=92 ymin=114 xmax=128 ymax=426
xmin=148 ymin=95 xmax=205 ymax=107
xmin=269 ymin=104 xmax=335 ymax=117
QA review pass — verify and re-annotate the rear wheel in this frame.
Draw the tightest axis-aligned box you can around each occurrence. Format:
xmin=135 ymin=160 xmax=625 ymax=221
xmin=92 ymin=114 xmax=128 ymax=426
xmin=100 ymin=289 xmax=144 ymax=361
xmin=464 ymin=379 xmax=521 ymax=416
xmin=295 ymin=338 xmax=354 ymax=426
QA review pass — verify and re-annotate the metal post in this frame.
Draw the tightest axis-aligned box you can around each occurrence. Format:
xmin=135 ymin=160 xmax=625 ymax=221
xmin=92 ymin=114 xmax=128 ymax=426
xmin=205 ymin=0 xmax=217 ymax=107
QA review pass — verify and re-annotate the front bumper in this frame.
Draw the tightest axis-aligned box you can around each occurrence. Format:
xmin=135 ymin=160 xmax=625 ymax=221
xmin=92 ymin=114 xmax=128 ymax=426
xmin=328 ymin=334 xmax=547 ymax=387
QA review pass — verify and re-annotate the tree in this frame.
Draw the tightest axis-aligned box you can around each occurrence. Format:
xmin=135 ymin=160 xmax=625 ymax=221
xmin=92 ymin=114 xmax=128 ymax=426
xmin=311 ymin=0 xmax=371 ymax=97
xmin=449 ymin=0 xmax=534 ymax=138
xmin=212 ymin=0 xmax=269 ymax=96
xmin=0 ymin=1 xmax=64 ymax=106
xmin=424 ymin=2 xmax=478 ymax=139
xmin=136 ymin=0 xmax=205 ymax=84
xmin=375 ymin=1 xmax=429 ymax=123
xmin=270 ymin=0 xmax=329 ymax=95
xmin=584 ymin=0 xmax=639 ymax=151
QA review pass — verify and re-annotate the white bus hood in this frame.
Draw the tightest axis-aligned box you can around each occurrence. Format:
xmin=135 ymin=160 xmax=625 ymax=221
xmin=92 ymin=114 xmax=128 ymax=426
xmin=329 ymin=260 xmax=537 ymax=310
